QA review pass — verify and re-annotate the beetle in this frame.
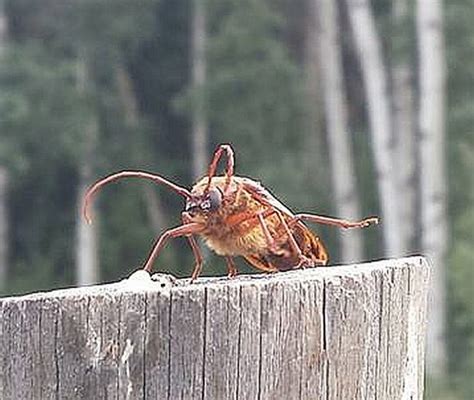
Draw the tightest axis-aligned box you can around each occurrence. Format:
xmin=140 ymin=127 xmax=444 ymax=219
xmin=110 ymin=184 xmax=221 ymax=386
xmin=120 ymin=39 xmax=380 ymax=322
xmin=83 ymin=144 xmax=378 ymax=281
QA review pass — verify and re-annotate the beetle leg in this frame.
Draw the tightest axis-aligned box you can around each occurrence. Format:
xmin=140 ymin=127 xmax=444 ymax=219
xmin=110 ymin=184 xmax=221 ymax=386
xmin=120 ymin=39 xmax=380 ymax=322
xmin=225 ymin=256 xmax=238 ymax=278
xmin=289 ymin=213 xmax=379 ymax=230
xmin=181 ymin=213 xmax=205 ymax=282
xmin=274 ymin=211 xmax=301 ymax=255
xmin=143 ymin=222 xmax=204 ymax=273
xmin=205 ymin=144 xmax=235 ymax=194
xmin=188 ymin=235 xmax=204 ymax=282
xmin=256 ymin=211 xmax=279 ymax=253
xmin=243 ymin=254 xmax=279 ymax=273
xmin=274 ymin=211 xmax=313 ymax=268
xmin=259 ymin=209 xmax=323 ymax=268
xmin=256 ymin=209 xmax=292 ymax=257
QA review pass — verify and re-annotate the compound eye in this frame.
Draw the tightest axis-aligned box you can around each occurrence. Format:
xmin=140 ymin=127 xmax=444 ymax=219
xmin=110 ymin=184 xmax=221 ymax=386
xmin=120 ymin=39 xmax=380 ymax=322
xmin=202 ymin=188 xmax=222 ymax=212
xmin=200 ymin=199 xmax=211 ymax=211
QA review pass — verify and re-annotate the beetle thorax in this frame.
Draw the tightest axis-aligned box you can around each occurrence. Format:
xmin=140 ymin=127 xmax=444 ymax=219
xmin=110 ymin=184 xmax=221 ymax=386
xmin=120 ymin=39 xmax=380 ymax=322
xmin=184 ymin=176 xmax=268 ymax=256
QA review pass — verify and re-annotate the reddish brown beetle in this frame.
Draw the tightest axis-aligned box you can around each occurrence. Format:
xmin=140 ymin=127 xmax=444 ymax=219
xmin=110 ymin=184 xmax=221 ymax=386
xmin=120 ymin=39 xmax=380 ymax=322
xmin=83 ymin=144 xmax=378 ymax=281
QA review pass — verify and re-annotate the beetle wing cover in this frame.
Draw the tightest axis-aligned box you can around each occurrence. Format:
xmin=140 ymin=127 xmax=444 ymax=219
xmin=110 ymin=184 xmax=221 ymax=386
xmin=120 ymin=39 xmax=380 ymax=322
xmin=241 ymin=178 xmax=295 ymax=217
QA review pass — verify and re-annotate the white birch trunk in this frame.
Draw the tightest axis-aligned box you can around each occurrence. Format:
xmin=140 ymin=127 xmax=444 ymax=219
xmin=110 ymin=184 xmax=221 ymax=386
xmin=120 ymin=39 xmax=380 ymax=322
xmin=417 ymin=0 xmax=447 ymax=377
xmin=314 ymin=0 xmax=364 ymax=262
xmin=191 ymin=0 xmax=208 ymax=179
xmin=392 ymin=0 xmax=416 ymax=254
xmin=345 ymin=0 xmax=403 ymax=257
xmin=75 ymin=52 xmax=99 ymax=286
xmin=0 ymin=168 xmax=8 ymax=292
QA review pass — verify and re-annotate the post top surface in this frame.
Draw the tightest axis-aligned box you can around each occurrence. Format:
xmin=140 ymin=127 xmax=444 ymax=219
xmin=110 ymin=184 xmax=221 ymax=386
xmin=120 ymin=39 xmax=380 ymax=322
xmin=0 ymin=256 xmax=429 ymax=302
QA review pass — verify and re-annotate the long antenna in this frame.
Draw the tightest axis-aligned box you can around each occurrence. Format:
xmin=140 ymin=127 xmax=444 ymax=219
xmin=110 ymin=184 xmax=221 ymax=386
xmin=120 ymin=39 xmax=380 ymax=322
xmin=83 ymin=170 xmax=191 ymax=224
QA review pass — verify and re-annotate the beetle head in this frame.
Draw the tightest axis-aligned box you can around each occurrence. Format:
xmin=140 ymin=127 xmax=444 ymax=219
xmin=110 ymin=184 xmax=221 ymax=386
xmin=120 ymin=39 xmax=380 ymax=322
xmin=184 ymin=187 xmax=223 ymax=217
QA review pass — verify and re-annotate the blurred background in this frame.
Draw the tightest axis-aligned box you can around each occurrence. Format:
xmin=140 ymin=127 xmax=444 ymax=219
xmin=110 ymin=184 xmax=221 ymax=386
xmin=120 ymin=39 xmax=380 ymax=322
xmin=0 ymin=0 xmax=471 ymax=398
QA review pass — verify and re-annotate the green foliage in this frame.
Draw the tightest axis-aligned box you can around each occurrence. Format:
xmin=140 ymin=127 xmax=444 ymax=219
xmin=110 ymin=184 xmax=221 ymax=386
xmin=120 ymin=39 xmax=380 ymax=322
xmin=425 ymin=378 xmax=466 ymax=400
xmin=0 ymin=0 xmax=166 ymax=293
xmin=445 ymin=0 xmax=474 ymax=398
xmin=206 ymin=0 xmax=305 ymax=149
xmin=0 ymin=45 xmax=84 ymax=170
xmin=0 ymin=43 xmax=87 ymax=290
xmin=178 ymin=1 xmax=302 ymax=143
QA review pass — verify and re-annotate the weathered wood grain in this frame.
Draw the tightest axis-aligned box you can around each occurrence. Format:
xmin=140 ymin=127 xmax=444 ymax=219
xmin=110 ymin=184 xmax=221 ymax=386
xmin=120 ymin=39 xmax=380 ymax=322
xmin=235 ymin=281 xmax=262 ymax=399
xmin=0 ymin=257 xmax=431 ymax=400
xmin=203 ymin=283 xmax=240 ymax=399
xmin=144 ymin=289 xmax=171 ymax=399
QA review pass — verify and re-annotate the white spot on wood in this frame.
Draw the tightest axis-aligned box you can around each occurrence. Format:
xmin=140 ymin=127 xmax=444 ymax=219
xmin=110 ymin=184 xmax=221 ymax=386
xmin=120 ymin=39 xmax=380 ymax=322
xmin=122 ymin=270 xmax=176 ymax=292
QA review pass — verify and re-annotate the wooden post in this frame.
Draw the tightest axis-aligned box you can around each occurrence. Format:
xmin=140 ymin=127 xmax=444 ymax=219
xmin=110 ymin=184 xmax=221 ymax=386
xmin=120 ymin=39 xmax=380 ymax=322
xmin=0 ymin=257 xmax=431 ymax=400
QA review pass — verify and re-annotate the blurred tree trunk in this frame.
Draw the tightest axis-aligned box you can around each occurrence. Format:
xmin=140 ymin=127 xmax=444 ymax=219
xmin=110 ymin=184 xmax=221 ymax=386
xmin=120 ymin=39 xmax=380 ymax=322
xmin=116 ymin=64 xmax=167 ymax=234
xmin=417 ymin=0 xmax=447 ymax=377
xmin=0 ymin=168 xmax=8 ymax=292
xmin=75 ymin=50 xmax=98 ymax=286
xmin=345 ymin=0 xmax=403 ymax=257
xmin=0 ymin=0 xmax=8 ymax=291
xmin=314 ymin=0 xmax=364 ymax=262
xmin=391 ymin=0 xmax=416 ymax=253
xmin=0 ymin=0 xmax=4 ymax=55
xmin=116 ymin=64 xmax=140 ymax=126
xmin=303 ymin=0 xmax=326 ymax=185
xmin=191 ymin=0 xmax=208 ymax=179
